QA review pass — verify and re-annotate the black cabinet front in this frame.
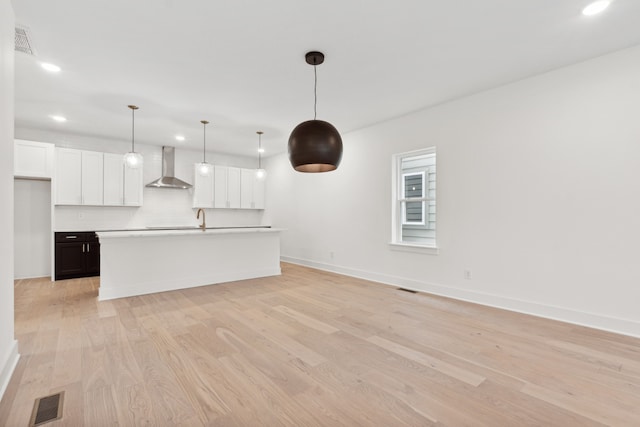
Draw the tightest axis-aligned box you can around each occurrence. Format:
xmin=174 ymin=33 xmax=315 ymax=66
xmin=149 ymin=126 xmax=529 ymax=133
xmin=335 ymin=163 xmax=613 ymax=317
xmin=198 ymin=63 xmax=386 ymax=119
xmin=55 ymin=232 xmax=100 ymax=280
xmin=85 ymin=241 xmax=101 ymax=276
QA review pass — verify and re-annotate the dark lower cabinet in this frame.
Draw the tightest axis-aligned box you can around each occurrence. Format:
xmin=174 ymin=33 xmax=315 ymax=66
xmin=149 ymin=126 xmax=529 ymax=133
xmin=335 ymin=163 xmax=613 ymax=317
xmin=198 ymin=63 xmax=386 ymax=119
xmin=55 ymin=232 xmax=100 ymax=280
xmin=85 ymin=241 xmax=100 ymax=276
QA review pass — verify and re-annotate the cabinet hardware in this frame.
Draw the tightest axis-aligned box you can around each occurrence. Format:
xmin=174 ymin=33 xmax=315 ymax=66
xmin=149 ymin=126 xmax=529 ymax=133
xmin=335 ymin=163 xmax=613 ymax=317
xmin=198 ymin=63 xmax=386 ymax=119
xmin=82 ymin=243 xmax=85 ymax=253
xmin=66 ymin=236 xmax=78 ymax=239
xmin=87 ymin=244 xmax=90 ymax=253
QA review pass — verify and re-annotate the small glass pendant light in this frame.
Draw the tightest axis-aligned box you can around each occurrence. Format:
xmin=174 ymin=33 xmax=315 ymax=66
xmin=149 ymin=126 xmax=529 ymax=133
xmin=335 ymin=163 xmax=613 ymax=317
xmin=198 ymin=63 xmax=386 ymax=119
xmin=255 ymin=131 xmax=266 ymax=181
xmin=197 ymin=120 xmax=213 ymax=176
xmin=123 ymin=105 xmax=144 ymax=169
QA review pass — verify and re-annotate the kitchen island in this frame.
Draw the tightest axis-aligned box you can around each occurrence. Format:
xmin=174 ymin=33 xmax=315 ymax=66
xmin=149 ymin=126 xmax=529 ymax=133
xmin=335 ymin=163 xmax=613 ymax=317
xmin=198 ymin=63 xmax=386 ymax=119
xmin=96 ymin=227 xmax=281 ymax=300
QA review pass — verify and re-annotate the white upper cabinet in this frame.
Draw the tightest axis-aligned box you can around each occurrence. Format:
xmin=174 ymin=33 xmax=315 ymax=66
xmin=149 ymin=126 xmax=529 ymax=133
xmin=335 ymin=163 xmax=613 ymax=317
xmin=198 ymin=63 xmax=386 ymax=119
xmin=14 ymin=139 xmax=54 ymax=179
xmin=56 ymin=147 xmax=142 ymax=206
xmin=240 ymin=168 xmax=265 ymax=210
xmin=213 ymin=166 xmax=228 ymax=208
xmin=240 ymin=169 xmax=253 ymax=209
xmin=103 ymin=153 xmax=124 ymax=205
xmin=213 ymin=166 xmax=241 ymax=209
xmin=193 ymin=164 xmax=214 ymax=208
xmin=227 ymin=167 xmax=241 ymax=209
xmin=55 ymin=148 xmax=83 ymax=205
xmin=123 ymin=164 xmax=143 ymax=206
xmin=214 ymin=166 xmax=266 ymax=210
xmin=81 ymin=151 xmax=104 ymax=205
xmin=253 ymin=174 xmax=265 ymax=210
xmin=57 ymin=148 xmax=105 ymax=205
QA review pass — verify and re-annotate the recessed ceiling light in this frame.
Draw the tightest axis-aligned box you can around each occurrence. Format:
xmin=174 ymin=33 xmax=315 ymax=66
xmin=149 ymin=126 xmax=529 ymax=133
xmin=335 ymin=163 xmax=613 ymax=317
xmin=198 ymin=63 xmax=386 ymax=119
xmin=258 ymin=148 xmax=265 ymax=153
xmin=41 ymin=62 xmax=61 ymax=72
xmin=50 ymin=115 xmax=67 ymax=122
xmin=175 ymin=135 xmax=185 ymax=141
xmin=582 ymin=0 xmax=610 ymax=16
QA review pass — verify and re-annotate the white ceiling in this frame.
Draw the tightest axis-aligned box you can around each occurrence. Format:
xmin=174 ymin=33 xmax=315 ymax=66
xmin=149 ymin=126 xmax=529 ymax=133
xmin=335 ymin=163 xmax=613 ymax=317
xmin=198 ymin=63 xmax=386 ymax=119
xmin=13 ymin=0 xmax=640 ymax=158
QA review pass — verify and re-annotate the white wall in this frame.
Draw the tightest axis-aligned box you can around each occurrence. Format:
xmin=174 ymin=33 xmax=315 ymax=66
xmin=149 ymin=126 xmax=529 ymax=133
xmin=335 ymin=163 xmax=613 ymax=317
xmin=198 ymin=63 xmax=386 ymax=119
xmin=265 ymin=44 xmax=640 ymax=338
xmin=0 ymin=0 xmax=19 ymax=400
xmin=11 ymin=132 xmax=267 ymax=231
xmin=14 ymin=179 xmax=51 ymax=279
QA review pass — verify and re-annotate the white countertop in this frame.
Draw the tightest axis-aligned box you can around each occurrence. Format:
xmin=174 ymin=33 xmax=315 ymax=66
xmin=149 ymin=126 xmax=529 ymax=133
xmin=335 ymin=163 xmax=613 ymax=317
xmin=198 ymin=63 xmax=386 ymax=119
xmin=96 ymin=227 xmax=282 ymax=239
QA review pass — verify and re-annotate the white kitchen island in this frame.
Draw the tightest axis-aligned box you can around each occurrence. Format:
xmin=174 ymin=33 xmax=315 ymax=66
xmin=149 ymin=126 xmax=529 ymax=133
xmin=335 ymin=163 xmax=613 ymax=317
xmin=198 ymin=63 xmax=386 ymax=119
xmin=96 ymin=227 xmax=281 ymax=300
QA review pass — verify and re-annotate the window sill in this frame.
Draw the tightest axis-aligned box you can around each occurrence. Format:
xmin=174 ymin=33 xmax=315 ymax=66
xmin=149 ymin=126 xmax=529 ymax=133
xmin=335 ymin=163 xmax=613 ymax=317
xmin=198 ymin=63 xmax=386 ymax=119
xmin=388 ymin=242 xmax=439 ymax=255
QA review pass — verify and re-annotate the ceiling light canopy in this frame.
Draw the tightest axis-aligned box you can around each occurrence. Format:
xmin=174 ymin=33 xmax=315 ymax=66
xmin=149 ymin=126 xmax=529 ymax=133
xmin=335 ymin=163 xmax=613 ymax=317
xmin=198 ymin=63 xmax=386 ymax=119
xmin=40 ymin=62 xmax=61 ymax=72
xmin=175 ymin=135 xmax=185 ymax=141
xmin=582 ymin=0 xmax=610 ymax=16
xmin=123 ymin=105 xmax=143 ymax=169
xmin=288 ymin=51 xmax=343 ymax=173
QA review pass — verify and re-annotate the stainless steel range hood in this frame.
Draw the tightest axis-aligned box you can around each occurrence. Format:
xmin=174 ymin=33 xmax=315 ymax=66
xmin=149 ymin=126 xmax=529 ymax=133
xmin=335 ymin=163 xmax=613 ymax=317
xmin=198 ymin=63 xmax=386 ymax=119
xmin=146 ymin=146 xmax=193 ymax=189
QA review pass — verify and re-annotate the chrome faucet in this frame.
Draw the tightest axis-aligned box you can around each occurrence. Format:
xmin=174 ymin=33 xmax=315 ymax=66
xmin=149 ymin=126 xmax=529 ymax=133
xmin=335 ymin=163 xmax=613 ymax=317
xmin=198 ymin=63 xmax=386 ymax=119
xmin=196 ymin=208 xmax=206 ymax=231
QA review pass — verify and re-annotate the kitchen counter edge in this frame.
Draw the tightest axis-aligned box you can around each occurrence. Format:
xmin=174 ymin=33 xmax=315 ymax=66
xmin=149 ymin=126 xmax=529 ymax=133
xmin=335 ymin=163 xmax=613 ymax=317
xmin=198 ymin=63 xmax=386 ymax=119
xmin=96 ymin=227 xmax=283 ymax=239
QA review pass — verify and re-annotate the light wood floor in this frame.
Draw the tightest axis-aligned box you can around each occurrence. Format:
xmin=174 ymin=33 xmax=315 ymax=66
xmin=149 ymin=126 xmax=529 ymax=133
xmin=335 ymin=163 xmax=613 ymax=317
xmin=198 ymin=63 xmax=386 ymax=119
xmin=1 ymin=263 xmax=640 ymax=426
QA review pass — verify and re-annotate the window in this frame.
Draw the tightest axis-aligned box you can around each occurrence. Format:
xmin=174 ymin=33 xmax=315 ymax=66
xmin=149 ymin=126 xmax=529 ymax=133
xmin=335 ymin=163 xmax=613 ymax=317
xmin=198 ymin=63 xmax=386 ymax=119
xmin=402 ymin=171 xmax=425 ymax=225
xmin=391 ymin=148 xmax=436 ymax=251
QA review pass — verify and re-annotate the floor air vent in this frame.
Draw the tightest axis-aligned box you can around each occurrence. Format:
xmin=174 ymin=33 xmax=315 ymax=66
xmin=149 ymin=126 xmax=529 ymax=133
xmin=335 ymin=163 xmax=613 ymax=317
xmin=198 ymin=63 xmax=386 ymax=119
xmin=397 ymin=287 xmax=418 ymax=294
xmin=30 ymin=391 xmax=64 ymax=426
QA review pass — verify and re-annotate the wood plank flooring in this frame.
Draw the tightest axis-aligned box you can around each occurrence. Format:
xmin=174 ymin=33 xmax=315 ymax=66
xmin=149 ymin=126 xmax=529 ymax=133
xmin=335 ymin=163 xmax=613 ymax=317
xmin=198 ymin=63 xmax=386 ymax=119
xmin=1 ymin=263 xmax=640 ymax=426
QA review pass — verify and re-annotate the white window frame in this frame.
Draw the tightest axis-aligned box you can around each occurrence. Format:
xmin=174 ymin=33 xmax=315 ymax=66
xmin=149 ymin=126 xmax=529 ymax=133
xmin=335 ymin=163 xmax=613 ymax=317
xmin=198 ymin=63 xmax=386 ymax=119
xmin=390 ymin=147 xmax=438 ymax=254
xmin=401 ymin=171 xmax=426 ymax=226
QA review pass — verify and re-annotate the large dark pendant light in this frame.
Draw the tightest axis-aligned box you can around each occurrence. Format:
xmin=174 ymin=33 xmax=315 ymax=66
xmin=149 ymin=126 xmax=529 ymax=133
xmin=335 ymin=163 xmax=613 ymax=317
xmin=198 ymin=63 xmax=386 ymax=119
xmin=288 ymin=51 xmax=343 ymax=173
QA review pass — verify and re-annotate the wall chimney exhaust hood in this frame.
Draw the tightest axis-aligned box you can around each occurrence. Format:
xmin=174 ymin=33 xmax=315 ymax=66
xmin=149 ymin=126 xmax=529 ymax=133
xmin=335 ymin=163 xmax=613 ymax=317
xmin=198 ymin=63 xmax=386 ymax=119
xmin=146 ymin=146 xmax=193 ymax=189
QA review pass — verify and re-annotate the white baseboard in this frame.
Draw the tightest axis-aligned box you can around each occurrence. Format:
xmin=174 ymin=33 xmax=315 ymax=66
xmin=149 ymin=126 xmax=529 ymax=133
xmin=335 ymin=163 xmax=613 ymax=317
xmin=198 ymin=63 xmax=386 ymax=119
xmin=0 ymin=340 xmax=19 ymax=401
xmin=281 ymin=256 xmax=640 ymax=339
xmin=14 ymin=274 xmax=51 ymax=281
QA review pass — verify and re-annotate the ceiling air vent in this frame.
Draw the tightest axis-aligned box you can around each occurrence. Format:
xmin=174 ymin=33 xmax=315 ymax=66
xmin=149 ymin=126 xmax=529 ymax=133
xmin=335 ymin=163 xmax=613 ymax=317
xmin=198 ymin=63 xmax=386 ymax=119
xmin=15 ymin=25 xmax=36 ymax=56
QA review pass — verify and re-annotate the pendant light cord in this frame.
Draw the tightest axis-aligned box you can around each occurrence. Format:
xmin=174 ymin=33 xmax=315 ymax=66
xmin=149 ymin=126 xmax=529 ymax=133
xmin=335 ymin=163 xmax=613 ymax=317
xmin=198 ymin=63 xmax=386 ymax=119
xmin=313 ymin=64 xmax=318 ymax=120
xmin=258 ymin=132 xmax=263 ymax=169
xmin=259 ymin=134 xmax=262 ymax=169
xmin=131 ymin=108 xmax=135 ymax=152
xmin=200 ymin=120 xmax=209 ymax=164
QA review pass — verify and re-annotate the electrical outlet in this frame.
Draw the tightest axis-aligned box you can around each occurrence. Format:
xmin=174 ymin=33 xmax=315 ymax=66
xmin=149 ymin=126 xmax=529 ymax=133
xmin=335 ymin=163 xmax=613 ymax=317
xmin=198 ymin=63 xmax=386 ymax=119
xmin=464 ymin=269 xmax=472 ymax=280
xmin=78 ymin=212 xmax=85 ymax=220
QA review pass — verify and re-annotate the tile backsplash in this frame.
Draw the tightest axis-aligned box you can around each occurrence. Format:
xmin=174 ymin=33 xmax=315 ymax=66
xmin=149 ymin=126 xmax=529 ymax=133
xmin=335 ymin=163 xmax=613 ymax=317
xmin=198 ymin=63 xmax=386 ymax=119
xmin=54 ymin=187 xmax=264 ymax=231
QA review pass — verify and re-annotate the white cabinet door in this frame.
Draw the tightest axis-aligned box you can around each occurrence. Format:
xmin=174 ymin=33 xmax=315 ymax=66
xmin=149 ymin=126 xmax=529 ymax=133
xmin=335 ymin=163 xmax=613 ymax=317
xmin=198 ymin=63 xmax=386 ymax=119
xmin=214 ymin=166 xmax=228 ymax=208
xmin=103 ymin=153 xmax=124 ymax=205
xmin=240 ymin=168 xmax=254 ymax=209
xmin=124 ymin=164 xmax=143 ymax=206
xmin=227 ymin=167 xmax=241 ymax=209
xmin=81 ymin=151 xmax=104 ymax=205
xmin=55 ymin=148 xmax=82 ymax=205
xmin=14 ymin=139 xmax=54 ymax=179
xmin=193 ymin=164 xmax=214 ymax=208
xmin=240 ymin=168 xmax=265 ymax=210
xmin=253 ymin=174 xmax=265 ymax=210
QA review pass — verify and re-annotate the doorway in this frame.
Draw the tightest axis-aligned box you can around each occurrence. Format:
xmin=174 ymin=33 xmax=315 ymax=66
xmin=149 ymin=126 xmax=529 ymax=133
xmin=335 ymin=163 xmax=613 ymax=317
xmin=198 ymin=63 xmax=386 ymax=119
xmin=14 ymin=179 xmax=51 ymax=279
